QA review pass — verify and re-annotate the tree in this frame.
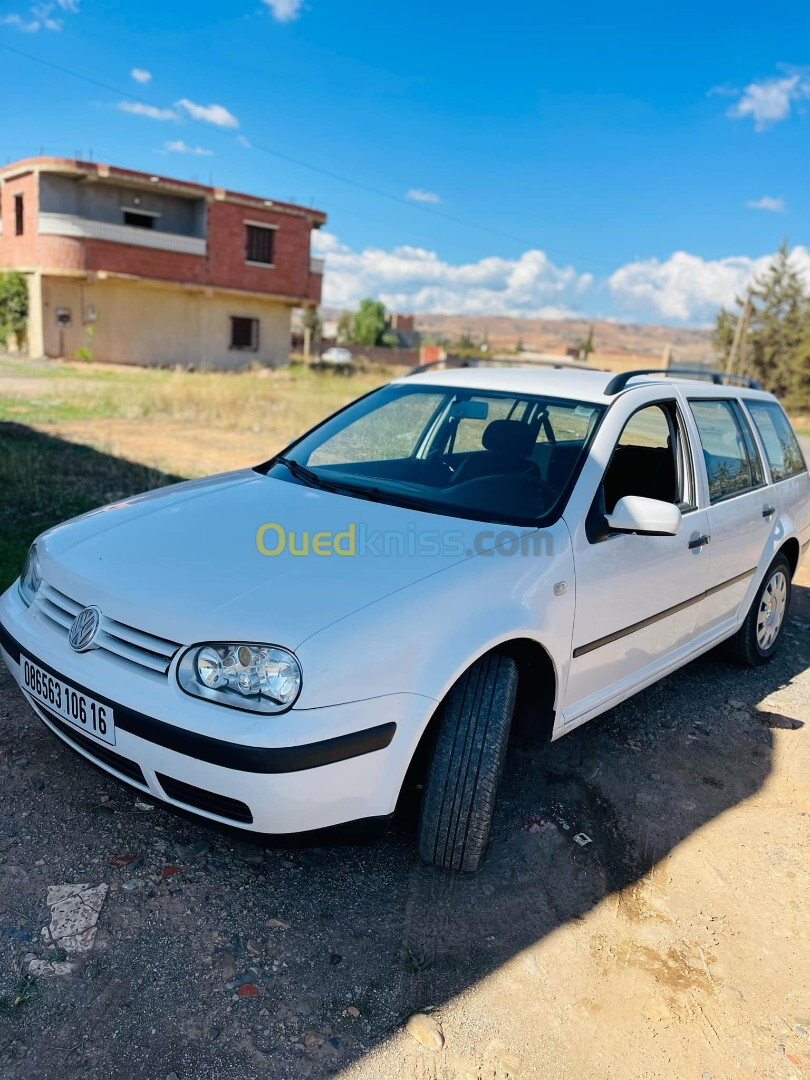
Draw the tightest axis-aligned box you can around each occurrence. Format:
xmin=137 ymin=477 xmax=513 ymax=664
xmin=352 ymin=299 xmax=388 ymax=347
xmin=578 ymin=323 xmax=595 ymax=359
xmin=0 ymin=271 xmax=28 ymax=350
xmin=336 ymin=311 xmax=354 ymax=345
xmin=714 ymin=243 xmax=810 ymax=409
xmin=301 ymin=306 xmax=322 ymax=342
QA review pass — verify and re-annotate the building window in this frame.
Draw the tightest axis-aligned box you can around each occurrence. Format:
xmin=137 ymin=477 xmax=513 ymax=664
xmin=14 ymin=193 xmax=24 ymax=236
xmin=246 ymin=224 xmax=275 ymax=265
xmin=123 ymin=210 xmax=156 ymax=230
xmin=230 ymin=316 xmax=259 ymax=351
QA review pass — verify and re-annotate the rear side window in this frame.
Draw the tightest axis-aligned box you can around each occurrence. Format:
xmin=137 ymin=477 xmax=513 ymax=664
xmin=746 ymin=401 xmax=807 ymax=481
xmin=689 ymin=399 xmax=764 ymax=502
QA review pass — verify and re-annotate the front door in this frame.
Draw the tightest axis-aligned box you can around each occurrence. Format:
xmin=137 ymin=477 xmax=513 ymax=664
xmin=562 ymin=397 xmax=710 ymax=725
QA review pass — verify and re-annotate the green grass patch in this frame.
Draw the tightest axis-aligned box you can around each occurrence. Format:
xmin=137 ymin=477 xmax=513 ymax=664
xmin=0 ymin=423 xmax=183 ymax=591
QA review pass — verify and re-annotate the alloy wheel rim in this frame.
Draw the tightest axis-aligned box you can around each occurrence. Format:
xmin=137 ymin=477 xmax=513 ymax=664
xmin=756 ymin=570 xmax=787 ymax=651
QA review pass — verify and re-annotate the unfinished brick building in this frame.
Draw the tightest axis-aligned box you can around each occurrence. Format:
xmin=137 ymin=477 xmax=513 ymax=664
xmin=0 ymin=157 xmax=326 ymax=368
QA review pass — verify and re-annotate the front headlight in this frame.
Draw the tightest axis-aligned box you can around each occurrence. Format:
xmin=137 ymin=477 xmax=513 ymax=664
xmin=177 ymin=643 xmax=302 ymax=714
xmin=18 ymin=543 xmax=42 ymax=607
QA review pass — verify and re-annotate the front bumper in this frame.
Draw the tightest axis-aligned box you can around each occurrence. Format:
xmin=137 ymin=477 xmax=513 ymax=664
xmin=0 ymin=586 xmax=434 ymax=834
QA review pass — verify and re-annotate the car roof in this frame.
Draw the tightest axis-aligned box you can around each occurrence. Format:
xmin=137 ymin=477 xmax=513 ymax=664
xmin=394 ymin=365 xmax=776 ymax=404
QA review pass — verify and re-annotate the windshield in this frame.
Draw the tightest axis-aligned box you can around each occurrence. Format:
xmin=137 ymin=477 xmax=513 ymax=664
xmin=258 ymin=383 xmax=605 ymax=526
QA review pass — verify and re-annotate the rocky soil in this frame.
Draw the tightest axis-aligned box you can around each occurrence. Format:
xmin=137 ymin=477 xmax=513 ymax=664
xmin=1 ymin=570 xmax=808 ymax=1080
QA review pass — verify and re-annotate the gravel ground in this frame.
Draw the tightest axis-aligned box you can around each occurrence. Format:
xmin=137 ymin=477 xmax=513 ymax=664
xmin=1 ymin=568 xmax=808 ymax=1080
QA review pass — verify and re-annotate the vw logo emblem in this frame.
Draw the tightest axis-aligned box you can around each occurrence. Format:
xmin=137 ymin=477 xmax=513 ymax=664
xmin=68 ymin=607 xmax=101 ymax=652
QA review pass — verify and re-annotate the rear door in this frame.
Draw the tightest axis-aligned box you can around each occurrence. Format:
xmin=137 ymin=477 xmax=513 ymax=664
xmin=685 ymin=396 xmax=771 ymax=635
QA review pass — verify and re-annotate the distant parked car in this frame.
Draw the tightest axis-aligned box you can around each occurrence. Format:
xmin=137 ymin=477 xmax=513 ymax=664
xmin=316 ymin=347 xmax=353 ymax=371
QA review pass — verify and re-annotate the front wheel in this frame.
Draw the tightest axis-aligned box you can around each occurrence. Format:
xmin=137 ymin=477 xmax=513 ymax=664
xmin=726 ymin=553 xmax=792 ymax=666
xmin=418 ymin=653 xmax=518 ymax=872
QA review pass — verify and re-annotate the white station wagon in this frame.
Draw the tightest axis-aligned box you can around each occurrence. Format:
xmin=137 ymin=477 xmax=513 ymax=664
xmin=2 ymin=366 xmax=808 ymax=871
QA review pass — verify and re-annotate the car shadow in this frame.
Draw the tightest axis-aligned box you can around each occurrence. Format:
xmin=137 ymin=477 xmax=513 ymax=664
xmin=0 ymin=421 xmax=184 ymax=593
xmin=0 ymin=423 xmax=807 ymax=1077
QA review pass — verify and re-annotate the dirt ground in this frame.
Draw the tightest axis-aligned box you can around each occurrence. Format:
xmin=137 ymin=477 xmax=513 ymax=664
xmin=0 ymin=559 xmax=807 ymax=1079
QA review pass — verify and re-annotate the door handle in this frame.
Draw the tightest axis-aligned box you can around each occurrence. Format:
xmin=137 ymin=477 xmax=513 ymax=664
xmin=762 ymin=505 xmax=776 ymax=518
xmin=688 ymin=534 xmax=711 ymax=549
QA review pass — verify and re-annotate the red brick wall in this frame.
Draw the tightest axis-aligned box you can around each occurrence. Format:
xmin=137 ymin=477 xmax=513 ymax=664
xmin=0 ymin=174 xmax=322 ymax=302
xmin=0 ymin=170 xmax=43 ymax=268
xmin=206 ymin=201 xmax=316 ymax=299
xmin=82 ymin=241 xmax=207 ymax=284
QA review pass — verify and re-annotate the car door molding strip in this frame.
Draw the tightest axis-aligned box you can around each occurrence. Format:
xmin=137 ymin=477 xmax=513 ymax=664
xmin=572 ymin=567 xmax=757 ymax=658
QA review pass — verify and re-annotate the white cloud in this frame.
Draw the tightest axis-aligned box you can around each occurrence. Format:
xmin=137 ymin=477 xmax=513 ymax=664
xmin=1 ymin=0 xmax=77 ymax=31
xmin=406 ymin=188 xmax=442 ymax=204
xmin=313 ymin=233 xmax=810 ymax=325
xmin=312 ymin=231 xmax=592 ymax=318
xmin=0 ymin=13 xmax=39 ymax=30
xmin=131 ymin=68 xmax=152 ymax=84
xmin=746 ymin=195 xmax=785 ymax=213
xmin=263 ymin=0 xmax=303 ymax=21
xmin=164 ymin=139 xmax=213 ymax=156
xmin=607 ymin=248 xmax=810 ymax=322
xmin=235 ymin=134 xmax=252 ymax=148
xmin=117 ymin=101 xmax=178 ymax=121
xmin=726 ymin=69 xmax=810 ymax=131
xmin=175 ymin=98 xmax=239 ymax=128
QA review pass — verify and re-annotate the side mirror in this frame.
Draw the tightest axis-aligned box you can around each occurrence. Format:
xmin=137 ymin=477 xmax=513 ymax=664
xmin=605 ymin=495 xmax=682 ymax=537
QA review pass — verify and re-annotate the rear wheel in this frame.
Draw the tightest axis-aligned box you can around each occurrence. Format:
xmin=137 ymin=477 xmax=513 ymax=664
xmin=726 ymin=554 xmax=792 ymax=666
xmin=418 ymin=653 xmax=517 ymax=872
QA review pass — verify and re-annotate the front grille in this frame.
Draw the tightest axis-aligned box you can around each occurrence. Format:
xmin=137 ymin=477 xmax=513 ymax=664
xmin=35 ymin=583 xmax=181 ymax=676
xmin=156 ymin=773 xmax=254 ymax=824
xmin=37 ymin=701 xmax=148 ymax=786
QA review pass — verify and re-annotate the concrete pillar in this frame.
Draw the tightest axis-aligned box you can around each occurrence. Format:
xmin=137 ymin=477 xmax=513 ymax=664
xmin=25 ymin=271 xmax=44 ymax=358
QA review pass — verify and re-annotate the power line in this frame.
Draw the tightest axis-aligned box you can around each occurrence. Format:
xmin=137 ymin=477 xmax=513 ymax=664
xmin=0 ymin=39 xmax=544 ymax=251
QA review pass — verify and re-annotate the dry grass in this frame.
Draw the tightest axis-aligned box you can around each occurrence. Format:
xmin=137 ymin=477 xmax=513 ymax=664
xmin=0 ymin=357 xmax=390 ymax=477
xmin=0 ymin=356 xmax=393 ymax=588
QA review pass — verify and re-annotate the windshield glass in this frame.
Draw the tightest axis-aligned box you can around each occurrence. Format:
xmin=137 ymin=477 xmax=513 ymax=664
xmin=260 ymin=383 xmax=605 ymax=525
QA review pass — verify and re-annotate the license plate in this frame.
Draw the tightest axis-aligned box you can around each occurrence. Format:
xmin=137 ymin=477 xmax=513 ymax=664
xmin=21 ymin=654 xmax=116 ymax=746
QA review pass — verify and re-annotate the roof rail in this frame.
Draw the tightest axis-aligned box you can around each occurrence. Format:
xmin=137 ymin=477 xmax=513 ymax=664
xmin=604 ymin=367 xmax=762 ymax=396
xmin=407 ymin=356 xmax=600 ymax=377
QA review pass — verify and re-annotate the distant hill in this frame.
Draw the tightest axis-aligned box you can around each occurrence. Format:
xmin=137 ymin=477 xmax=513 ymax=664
xmin=410 ymin=313 xmax=714 ymax=363
xmin=319 ymin=309 xmax=714 ymax=366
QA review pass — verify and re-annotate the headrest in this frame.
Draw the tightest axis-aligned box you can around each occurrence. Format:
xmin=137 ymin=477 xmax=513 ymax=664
xmin=481 ymin=419 xmax=535 ymax=458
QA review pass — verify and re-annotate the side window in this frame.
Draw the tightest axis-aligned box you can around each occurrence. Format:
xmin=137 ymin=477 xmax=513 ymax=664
xmin=731 ymin=402 xmax=764 ymax=487
xmin=618 ymin=404 xmax=671 ymax=450
xmin=601 ymin=402 xmax=689 ymax=514
xmin=689 ymin=399 xmax=763 ymax=502
xmin=745 ymin=400 xmax=807 ymax=481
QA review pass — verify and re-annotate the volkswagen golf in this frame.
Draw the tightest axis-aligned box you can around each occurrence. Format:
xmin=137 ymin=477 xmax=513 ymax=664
xmin=2 ymin=365 xmax=808 ymax=870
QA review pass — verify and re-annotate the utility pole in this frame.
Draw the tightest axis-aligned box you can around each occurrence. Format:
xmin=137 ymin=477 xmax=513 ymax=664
xmin=726 ymin=293 xmax=752 ymax=376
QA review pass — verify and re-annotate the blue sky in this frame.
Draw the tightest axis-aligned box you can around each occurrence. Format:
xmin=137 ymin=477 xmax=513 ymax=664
xmin=1 ymin=0 xmax=808 ymax=324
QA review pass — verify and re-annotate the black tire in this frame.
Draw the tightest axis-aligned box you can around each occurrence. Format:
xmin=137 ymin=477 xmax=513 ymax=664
xmin=418 ymin=653 xmax=518 ymax=872
xmin=726 ymin=553 xmax=792 ymax=667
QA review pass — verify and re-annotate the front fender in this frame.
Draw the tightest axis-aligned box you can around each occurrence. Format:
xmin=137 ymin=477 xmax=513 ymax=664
xmin=293 ymin=521 xmax=574 ymax=712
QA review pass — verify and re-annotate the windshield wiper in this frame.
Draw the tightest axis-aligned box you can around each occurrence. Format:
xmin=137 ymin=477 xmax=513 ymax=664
xmin=274 ymin=456 xmax=332 ymax=490
xmin=274 ymin=457 xmax=434 ymax=512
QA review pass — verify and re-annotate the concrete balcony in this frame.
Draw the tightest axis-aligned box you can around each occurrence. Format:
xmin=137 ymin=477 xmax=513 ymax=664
xmin=38 ymin=213 xmax=207 ymax=256
xmin=310 ymin=256 xmax=325 ymax=275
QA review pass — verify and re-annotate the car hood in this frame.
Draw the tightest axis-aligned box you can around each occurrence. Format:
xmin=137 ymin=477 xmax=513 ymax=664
xmin=39 ymin=469 xmax=533 ymax=649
